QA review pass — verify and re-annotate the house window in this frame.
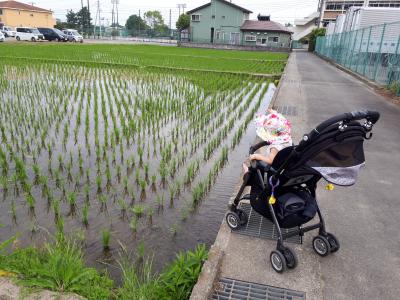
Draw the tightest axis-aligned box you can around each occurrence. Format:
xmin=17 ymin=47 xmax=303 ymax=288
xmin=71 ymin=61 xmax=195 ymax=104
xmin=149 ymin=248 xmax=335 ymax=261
xmin=268 ymin=36 xmax=279 ymax=43
xmin=191 ymin=14 xmax=201 ymax=22
xmin=245 ymin=35 xmax=256 ymax=42
xmin=212 ymin=15 xmax=215 ymax=19
xmin=0 ymin=9 xmax=3 ymax=15
xmin=222 ymin=16 xmax=226 ymax=19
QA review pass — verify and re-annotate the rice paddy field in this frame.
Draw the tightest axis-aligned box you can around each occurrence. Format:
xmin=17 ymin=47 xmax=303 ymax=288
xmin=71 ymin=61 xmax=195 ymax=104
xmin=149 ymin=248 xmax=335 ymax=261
xmin=0 ymin=43 xmax=287 ymax=278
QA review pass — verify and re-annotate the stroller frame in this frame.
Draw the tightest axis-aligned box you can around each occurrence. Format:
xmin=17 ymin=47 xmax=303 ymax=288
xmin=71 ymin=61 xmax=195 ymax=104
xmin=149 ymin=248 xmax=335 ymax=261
xmin=226 ymin=110 xmax=380 ymax=273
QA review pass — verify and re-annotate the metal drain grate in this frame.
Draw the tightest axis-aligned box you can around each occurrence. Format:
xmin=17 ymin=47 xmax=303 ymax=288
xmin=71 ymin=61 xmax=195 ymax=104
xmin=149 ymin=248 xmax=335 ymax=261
xmin=234 ymin=203 xmax=302 ymax=244
xmin=212 ymin=277 xmax=306 ymax=300
xmin=273 ymin=105 xmax=298 ymax=116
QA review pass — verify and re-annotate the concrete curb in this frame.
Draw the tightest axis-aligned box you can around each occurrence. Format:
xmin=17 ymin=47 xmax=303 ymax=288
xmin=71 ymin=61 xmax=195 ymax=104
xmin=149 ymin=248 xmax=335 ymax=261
xmin=270 ymin=54 xmax=291 ymax=108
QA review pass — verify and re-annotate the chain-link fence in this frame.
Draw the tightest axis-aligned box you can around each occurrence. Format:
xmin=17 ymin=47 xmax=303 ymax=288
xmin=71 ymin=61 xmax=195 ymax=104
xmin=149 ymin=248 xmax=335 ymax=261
xmin=315 ymin=21 xmax=400 ymax=96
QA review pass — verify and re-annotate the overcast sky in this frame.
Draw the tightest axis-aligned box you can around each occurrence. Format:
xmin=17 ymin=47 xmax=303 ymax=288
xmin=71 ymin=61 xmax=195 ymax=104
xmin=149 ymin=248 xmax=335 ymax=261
xmin=33 ymin=0 xmax=319 ymax=28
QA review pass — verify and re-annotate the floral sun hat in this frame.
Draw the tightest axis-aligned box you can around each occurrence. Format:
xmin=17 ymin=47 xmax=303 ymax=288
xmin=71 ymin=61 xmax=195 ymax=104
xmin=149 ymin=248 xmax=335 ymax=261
xmin=255 ymin=111 xmax=292 ymax=145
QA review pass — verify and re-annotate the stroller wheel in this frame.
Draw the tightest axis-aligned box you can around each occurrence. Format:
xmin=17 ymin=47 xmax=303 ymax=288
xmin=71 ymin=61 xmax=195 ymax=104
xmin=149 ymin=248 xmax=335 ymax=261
xmin=236 ymin=208 xmax=248 ymax=226
xmin=326 ymin=233 xmax=340 ymax=253
xmin=282 ymin=246 xmax=298 ymax=269
xmin=312 ymin=235 xmax=331 ymax=257
xmin=226 ymin=212 xmax=240 ymax=230
xmin=270 ymin=250 xmax=287 ymax=273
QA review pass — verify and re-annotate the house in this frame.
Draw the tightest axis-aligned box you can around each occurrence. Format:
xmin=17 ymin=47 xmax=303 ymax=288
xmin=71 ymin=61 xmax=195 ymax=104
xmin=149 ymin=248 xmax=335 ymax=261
xmin=0 ymin=0 xmax=55 ymax=28
xmin=186 ymin=0 xmax=292 ymax=48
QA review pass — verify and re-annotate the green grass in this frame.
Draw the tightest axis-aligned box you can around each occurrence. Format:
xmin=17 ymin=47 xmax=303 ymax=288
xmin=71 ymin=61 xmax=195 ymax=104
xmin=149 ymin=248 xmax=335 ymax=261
xmin=1 ymin=234 xmax=208 ymax=300
xmin=0 ymin=43 xmax=287 ymax=74
xmin=0 ymin=236 xmax=114 ymax=299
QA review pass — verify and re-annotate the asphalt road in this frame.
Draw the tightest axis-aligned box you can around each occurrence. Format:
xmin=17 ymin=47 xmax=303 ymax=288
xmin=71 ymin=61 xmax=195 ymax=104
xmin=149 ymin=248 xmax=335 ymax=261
xmin=297 ymin=51 xmax=400 ymax=299
xmin=210 ymin=50 xmax=400 ymax=300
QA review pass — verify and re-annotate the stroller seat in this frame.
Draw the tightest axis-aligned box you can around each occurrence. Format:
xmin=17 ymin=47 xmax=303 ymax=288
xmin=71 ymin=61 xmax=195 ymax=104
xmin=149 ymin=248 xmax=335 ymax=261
xmin=226 ymin=110 xmax=380 ymax=273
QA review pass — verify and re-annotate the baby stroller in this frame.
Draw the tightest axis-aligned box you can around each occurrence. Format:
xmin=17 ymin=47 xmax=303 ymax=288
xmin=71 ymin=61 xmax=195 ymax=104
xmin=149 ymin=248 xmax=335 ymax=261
xmin=225 ymin=110 xmax=380 ymax=273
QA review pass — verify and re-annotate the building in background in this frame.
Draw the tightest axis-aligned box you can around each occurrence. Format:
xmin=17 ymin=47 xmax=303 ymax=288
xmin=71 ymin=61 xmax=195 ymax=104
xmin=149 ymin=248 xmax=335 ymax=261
xmin=186 ymin=0 xmax=291 ymax=49
xmin=319 ymin=0 xmax=400 ymax=27
xmin=293 ymin=11 xmax=320 ymax=41
xmin=0 ymin=0 xmax=55 ymax=28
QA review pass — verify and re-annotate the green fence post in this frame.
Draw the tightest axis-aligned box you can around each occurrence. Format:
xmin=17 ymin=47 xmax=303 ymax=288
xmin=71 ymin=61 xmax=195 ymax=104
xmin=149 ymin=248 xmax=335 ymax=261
xmin=362 ymin=26 xmax=372 ymax=77
xmin=348 ymin=29 xmax=359 ymax=70
xmin=356 ymin=27 xmax=366 ymax=74
xmin=373 ymin=23 xmax=386 ymax=82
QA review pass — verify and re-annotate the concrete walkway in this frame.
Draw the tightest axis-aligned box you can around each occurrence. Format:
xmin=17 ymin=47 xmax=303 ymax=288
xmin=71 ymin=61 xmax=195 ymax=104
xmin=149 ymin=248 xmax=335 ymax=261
xmin=191 ymin=51 xmax=400 ymax=300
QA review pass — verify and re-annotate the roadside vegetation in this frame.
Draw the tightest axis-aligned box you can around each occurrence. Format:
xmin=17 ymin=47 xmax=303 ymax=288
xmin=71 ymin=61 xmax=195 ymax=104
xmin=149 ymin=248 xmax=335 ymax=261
xmin=0 ymin=232 xmax=207 ymax=299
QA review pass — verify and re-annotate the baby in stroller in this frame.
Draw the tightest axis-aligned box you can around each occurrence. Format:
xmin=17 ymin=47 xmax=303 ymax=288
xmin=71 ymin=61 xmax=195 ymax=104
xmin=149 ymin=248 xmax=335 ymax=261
xmin=226 ymin=110 xmax=380 ymax=273
xmin=243 ymin=108 xmax=292 ymax=170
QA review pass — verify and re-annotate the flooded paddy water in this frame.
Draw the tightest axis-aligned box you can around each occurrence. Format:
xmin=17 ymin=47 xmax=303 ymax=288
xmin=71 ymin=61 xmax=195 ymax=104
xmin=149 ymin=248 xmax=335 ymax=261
xmin=0 ymin=62 xmax=275 ymax=280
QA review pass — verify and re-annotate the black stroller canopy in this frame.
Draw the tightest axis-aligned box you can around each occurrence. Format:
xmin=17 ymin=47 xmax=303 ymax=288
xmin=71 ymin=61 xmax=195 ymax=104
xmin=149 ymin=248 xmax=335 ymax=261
xmin=272 ymin=110 xmax=380 ymax=186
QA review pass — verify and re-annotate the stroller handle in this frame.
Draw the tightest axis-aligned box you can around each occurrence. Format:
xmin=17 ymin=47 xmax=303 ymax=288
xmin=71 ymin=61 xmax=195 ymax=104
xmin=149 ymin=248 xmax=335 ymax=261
xmin=315 ymin=110 xmax=380 ymax=133
xmin=300 ymin=110 xmax=380 ymax=147
xmin=249 ymin=140 xmax=271 ymax=155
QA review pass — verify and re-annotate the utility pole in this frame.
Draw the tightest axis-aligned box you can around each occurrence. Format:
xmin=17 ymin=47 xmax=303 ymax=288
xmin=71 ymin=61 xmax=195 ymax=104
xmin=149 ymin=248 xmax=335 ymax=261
xmin=116 ymin=0 xmax=119 ymax=27
xmin=138 ymin=9 xmax=141 ymax=37
xmin=177 ymin=4 xmax=186 ymax=16
xmin=94 ymin=0 xmax=101 ymax=38
xmin=169 ymin=9 xmax=172 ymax=37
xmin=111 ymin=0 xmax=115 ymax=27
xmin=317 ymin=0 xmax=325 ymax=28
xmin=87 ymin=0 xmax=90 ymax=35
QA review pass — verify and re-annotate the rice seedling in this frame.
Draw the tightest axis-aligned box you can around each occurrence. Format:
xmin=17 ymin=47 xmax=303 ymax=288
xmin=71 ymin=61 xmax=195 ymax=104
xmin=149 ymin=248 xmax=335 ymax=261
xmin=67 ymin=191 xmax=77 ymax=214
xmin=129 ymin=217 xmax=138 ymax=235
xmin=148 ymin=207 xmax=154 ymax=225
xmin=10 ymin=200 xmax=17 ymax=222
xmin=82 ymin=203 xmax=89 ymax=226
xmin=96 ymin=175 xmax=102 ymax=194
xmin=170 ymin=222 xmax=178 ymax=237
xmin=118 ymin=198 xmax=128 ymax=218
xmin=102 ymin=229 xmax=111 ymax=251
xmin=26 ymin=194 xmax=35 ymax=210
xmin=156 ymin=194 xmax=164 ymax=211
xmin=132 ymin=204 xmax=145 ymax=218
xmin=52 ymin=199 xmax=60 ymax=219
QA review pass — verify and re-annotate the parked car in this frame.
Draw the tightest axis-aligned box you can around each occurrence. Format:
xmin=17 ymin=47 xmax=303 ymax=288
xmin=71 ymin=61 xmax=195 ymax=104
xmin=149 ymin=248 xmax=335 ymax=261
xmin=1 ymin=26 xmax=16 ymax=37
xmin=15 ymin=27 xmax=44 ymax=42
xmin=63 ymin=29 xmax=84 ymax=43
xmin=0 ymin=31 xmax=4 ymax=42
xmin=38 ymin=27 xmax=68 ymax=42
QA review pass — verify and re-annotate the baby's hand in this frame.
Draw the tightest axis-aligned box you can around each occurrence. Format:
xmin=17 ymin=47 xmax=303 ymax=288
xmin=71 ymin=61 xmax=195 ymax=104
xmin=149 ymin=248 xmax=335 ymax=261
xmin=267 ymin=108 xmax=277 ymax=114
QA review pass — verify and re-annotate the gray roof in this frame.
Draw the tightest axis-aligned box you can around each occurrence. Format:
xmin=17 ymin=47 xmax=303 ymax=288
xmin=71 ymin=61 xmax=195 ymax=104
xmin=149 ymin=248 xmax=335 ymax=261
xmin=187 ymin=0 xmax=252 ymax=14
xmin=240 ymin=20 xmax=292 ymax=34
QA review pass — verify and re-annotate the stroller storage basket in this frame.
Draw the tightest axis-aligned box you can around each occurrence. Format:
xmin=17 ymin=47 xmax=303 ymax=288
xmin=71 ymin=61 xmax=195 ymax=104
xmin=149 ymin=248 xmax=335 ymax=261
xmin=250 ymin=189 xmax=317 ymax=228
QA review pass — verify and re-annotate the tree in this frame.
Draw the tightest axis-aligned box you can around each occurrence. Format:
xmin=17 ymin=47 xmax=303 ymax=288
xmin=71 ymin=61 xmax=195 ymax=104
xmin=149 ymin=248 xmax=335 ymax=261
xmin=66 ymin=10 xmax=78 ymax=28
xmin=308 ymin=28 xmax=326 ymax=52
xmin=176 ymin=14 xmax=190 ymax=32
xmin=61 ymin=7 xmax=91 ymax=33
xmin=125 ymin=15 xmax=148 ymax=35
xmin=76 ymin=7 xmax=92 ymax=33
xmin=144 ymin=10 xmax=164 ymax=30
